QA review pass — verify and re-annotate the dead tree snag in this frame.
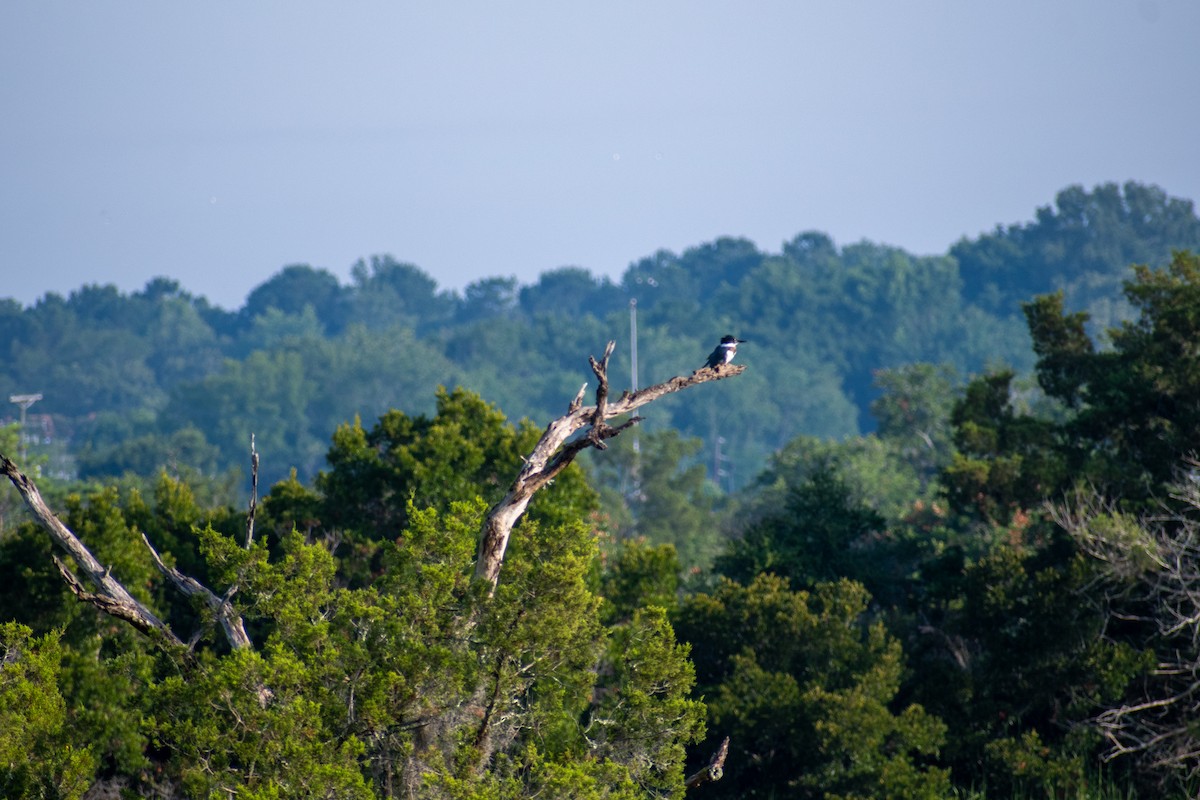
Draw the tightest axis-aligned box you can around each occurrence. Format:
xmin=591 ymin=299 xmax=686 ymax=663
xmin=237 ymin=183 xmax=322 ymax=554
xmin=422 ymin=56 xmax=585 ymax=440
xmin=0 ymin=451 xmax=252 ymax=651
xmin=1 ymin=453 xmax=181 ymax=646
xmin=474 ymin=340 xmax=745 ymax=590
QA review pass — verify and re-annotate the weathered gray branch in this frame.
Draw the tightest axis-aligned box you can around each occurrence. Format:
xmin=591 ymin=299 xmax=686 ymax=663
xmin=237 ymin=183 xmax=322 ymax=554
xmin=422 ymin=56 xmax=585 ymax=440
xmin=685 ymin=736 xmax=730 ymax=790
xmin=141 ymin=533 xmax=253 ymax=650
xmin=1 ymin=452 xmax=181 ymax=647
xmin=53 ymin=555 xmax=181 ymax=645
xmin=1 ymin=451 xmax=252 ymax=652
xmin=474 ymin=341 xmax=745 ymax=589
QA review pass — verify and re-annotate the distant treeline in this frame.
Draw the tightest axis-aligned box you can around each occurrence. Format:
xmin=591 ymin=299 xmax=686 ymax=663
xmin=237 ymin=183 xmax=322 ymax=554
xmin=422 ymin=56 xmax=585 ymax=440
xmin=1 ymin=180 xmax=1197 ymax=489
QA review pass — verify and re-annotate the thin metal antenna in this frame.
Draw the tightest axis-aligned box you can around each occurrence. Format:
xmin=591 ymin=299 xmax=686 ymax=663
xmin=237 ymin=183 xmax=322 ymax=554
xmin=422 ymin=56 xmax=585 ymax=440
xmin=629 ymin=298 xmax=639 ymax=395
xmin=629 ymin=299 xmax=642 ymax=508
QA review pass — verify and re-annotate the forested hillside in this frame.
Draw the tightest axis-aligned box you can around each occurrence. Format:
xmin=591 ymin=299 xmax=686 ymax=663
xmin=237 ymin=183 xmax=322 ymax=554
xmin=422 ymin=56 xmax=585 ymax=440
xmin=3 ymin=181 xmax=1196 ymax=495
xmin=6 ymin=181 xmax=1200 ymax=798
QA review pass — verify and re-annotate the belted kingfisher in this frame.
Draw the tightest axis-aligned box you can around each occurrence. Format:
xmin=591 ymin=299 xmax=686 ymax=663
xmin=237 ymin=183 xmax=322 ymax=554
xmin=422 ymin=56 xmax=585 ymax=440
xmin=704 ymin=335 xmax=746 ymax=369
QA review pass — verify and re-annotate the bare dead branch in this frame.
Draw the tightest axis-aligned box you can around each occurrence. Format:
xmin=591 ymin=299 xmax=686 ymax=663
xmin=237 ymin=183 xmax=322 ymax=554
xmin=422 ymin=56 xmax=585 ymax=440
xmin=1052 ymin=469 xmax=1200 ymax=779
xmin=588 ymin=340 xmax=616 ymax=445
xmin=474 ymin=340 xmax=745 ymax=590
xmin=53 ymin=556 xmax=183 ymax=646
xmin=0 ymin=451 xmax=253 ymax=652
xmin=685 ymin=736 xmax=730 ymax=790
xmin=141 ymin=533 xmax=252 ymax=650
xmin=1 ymin=452 xmax=182 ymax=647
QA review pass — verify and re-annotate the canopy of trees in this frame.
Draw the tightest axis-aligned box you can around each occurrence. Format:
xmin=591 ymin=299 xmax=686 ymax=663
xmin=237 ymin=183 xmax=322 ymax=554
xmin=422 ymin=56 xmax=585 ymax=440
xmin=5 ymin=181 xmax=1200 ymax=798
xmin=4 ymin=182 xmax=1196 ymax=495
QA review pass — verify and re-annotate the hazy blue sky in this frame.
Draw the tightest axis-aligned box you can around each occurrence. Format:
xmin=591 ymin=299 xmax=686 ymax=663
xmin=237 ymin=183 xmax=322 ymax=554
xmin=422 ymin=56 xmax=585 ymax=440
xmin=3 ymin=2 xmax=1198 ymax=309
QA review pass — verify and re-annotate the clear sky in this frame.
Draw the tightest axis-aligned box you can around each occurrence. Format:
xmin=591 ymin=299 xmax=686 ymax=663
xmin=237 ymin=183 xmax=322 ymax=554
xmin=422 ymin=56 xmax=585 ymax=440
xmin=2 ymin=2 xmax=1197 ymax=310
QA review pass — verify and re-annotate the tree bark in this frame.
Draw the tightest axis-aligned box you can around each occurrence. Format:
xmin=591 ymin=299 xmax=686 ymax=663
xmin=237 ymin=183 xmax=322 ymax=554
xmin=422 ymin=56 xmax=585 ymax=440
xmin=1 ymin=453 xmax=181 ymax=647
xmin=474 ymin=341 xmax=745 ymax=590
xmin=1 ymin=452 xmax=251 ymax=651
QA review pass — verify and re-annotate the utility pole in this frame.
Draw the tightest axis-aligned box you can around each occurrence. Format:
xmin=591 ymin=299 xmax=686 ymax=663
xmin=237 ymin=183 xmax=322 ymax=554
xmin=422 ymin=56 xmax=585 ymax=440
xmin=630 ymin=298 xmax=639 ymax=395
xmin=629 ymin=299 xmax=642 ymax=506
xmin=9 ymin=393 xmax=43 ymax=463
xmin=714 ymin=435 xmax=724 ymax=490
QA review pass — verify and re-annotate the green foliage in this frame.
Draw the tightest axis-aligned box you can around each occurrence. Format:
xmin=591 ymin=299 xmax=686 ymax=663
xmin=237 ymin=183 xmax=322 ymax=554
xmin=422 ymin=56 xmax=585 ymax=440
xmin=740 ymin=363 xmax=959 ymax=532
xmin=6 ymin=199 xmax=1200 ymax=797
xmin=587 ymin=607 xmax=705 ymax=797
xmin=316 ymin=387 xmax=597 ymax=540
xmin=756 ymin=434 xmax=929 ymax=528
xmin=241 ymin=263 xmax=348 ymax=336
xmin=0 ymin=390 xmax=713 ymax=797
xmin=1044 ymin=250 xmax=1200 ymax=500
xmin=586 ymin=429 xmax=722 ymax=572
xmin=600 ymin=539 xmax=681 ymax=622
xmin=151 ymin=645 xmax=374 ymax=799
xmin=675 ymin=575 xmax=950 ymax=799
xmin=871 ymin=363 xmax=960 ymax=485
xmin=348 ymin=255 xmax=456 ymax=333
xmin=906 ymin=522 xmax=1150 ymax=793
xmin=0 ymin=623 xmax=96 ymax=799
xmin=0 ymin=481 xmax=697 ymax=797
xmin=946 ymin=249 xmax=1200 ymax=523
xmin=75 ymin=422 xmax=225 ymax=484
xmin=11 ymin=182 xmax=1192 ymax=493
xmin=715 ymin=468 xmax=890 ymax=595
xmin=0 ymin=486 xmax=166 ymax=786
xmin=942 ymin=370 xmax=1067 ymax=525
xmin=954 ymin=182 xmax=1200 ymax=320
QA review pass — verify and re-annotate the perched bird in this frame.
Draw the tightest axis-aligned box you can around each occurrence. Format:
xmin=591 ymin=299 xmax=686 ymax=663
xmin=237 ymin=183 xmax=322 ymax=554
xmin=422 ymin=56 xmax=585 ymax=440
xmin=704 ymin=335 xmax=746 ymax=368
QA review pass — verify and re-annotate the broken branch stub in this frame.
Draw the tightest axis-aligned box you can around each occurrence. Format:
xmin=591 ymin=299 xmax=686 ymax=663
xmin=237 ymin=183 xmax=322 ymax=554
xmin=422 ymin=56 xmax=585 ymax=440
xmin=685 ymin=736 xmax=731 ymax=790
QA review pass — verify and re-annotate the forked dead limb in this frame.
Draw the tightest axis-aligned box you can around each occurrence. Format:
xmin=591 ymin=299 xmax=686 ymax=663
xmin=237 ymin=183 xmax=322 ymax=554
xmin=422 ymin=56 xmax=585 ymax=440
xmin=1 ymin=451 xmax=252 ymax=651
xmin=1 ymin=453 xmax=181 ymax=646
xmin=473 ymin=340 xmax=745 ymax=590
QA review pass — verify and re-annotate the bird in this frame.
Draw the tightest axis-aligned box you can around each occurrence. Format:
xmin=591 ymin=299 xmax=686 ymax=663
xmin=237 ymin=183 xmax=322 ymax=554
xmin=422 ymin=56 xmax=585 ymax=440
xmin=704 ymin=335 xmax=746 ymax=369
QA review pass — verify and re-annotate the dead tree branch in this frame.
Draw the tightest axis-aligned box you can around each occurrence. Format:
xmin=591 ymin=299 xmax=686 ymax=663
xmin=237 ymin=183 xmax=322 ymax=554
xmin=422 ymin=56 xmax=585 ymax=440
xmin=1 ymin=452 xmax=181 ymax=647
xmin=685 ymin=736 xmax=730 ymax=790
xmin=2 ymin=451 xmax=252 ymax=652
xmin=141 ymin=533 xmax=252 ymax=650
xmin=52 ymin=556 xmax=180 ymax=644
xmin=474 ymin=341 xmax=745 ymax=590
